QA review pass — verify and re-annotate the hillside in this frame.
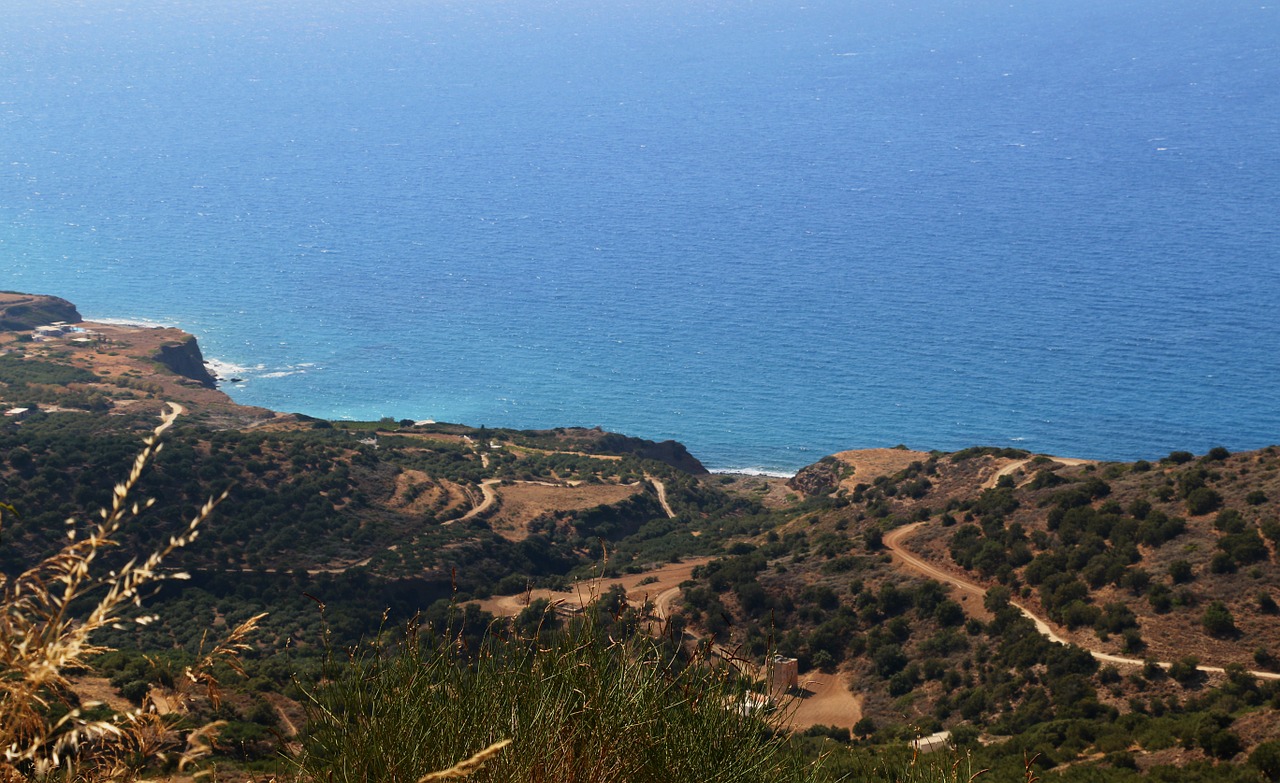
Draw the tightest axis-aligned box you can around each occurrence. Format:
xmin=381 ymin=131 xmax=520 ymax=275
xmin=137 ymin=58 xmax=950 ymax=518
xmin=0 ymin=307 xmax=744 ymax=653
xmin=670 ymin=447 xmax=1280 ymax=776
xmin=4 ymin=295 xmax=1280 ymax=781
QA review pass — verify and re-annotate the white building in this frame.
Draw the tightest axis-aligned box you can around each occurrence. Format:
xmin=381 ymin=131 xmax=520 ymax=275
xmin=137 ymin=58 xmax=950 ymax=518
xmin=910 ymin=730 xmax=952 ymax=754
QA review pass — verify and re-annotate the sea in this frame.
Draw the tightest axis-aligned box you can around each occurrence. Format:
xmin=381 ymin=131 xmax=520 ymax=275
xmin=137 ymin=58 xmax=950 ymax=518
xmin=2 ymin=0 xmax=1278 ymax=475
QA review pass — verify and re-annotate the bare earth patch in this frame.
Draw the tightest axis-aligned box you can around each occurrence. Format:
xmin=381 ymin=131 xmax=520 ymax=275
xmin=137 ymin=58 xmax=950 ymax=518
xmin=382 ymin=470 xmax=469 ymax=516
xmin=486 ymin=482 xmax=644 ymax=541
xmin=1 ymin=321 xmax=278 ymax=426
xmin=832 ymin=448 xmax=934 ymax=491
xmin=474 ymin=556 xmax=713 ymax=618
xmin=786 ymin=670 xmax=863 ymax=731
xmin=68 ymin=675 xmax=134 ymax=715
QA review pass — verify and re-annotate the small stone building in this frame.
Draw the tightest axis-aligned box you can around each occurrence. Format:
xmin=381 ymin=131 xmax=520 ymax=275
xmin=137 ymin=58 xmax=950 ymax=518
xmin=767 ymin=654 xmax=799 ymax=696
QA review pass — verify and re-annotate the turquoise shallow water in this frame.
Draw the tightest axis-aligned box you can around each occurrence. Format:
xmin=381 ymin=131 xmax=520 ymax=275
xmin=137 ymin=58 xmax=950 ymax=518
xmin=2 ymin=0 xmax=1279 ymax=473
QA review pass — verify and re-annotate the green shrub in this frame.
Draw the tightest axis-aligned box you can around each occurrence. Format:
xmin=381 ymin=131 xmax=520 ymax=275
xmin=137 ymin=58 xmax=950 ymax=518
xmin=1202 ymin=602 xmax=1238 ymax=637
xmin=1251 ymin=739 xmax=1280 ymax=780
xmin=1185 ymin=488 xmax=1223 ymax=516
xmin=1170 ymin=656 xmax=1202 ymax=684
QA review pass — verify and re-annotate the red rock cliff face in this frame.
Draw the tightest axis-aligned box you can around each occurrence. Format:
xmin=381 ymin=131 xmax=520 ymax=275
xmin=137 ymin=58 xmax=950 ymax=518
xmin=0 ymin=292 xmax=83 ymax=331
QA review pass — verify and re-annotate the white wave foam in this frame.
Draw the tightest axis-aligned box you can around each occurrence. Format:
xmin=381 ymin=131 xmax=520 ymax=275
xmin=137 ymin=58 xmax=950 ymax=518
xmin=204 ymin=358 xmax=261 ymax=380
xmin=708 ymin=467 xmax=797 ymax=479
xmin=205 ymin=358 xmax=318 ymax=383
xmin=87 ymin=316 xmax=177 ymax=328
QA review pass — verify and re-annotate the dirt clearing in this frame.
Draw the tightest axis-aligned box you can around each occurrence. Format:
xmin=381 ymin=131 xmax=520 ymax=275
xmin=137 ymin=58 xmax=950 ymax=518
xmin=474 ymin=556 xmax=713 ymax=618
xmin=487 ymin=482 xmax=644 ymax=540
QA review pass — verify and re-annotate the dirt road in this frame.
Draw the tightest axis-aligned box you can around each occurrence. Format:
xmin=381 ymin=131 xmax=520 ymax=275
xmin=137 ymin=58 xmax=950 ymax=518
xmin=982 ymin=456 xmax=1095 ymax=489
xmin=646 ymin=474 xmax=677 ymax=519
xmin=787 ymin=670 xmax=864 ymax=730
xmin=456 ymin=479 xmax=501 ymax=522
xmin=884 ymin=521 xmax=1280 ymax=680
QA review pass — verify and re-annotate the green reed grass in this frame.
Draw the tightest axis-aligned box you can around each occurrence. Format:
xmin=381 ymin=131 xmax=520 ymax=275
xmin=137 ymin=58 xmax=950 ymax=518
xmin=296 ymin=608 xmax=823 ymax=783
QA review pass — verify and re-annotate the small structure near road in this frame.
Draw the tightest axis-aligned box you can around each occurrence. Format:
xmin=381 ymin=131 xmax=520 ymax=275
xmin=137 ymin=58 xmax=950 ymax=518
xmin=768 ymin=655 xmax=799 ymax=696
xmin=911 ymin=730 xmax=952 ymax=754
xmin=32 ymin=323 xmax=98 ymax=342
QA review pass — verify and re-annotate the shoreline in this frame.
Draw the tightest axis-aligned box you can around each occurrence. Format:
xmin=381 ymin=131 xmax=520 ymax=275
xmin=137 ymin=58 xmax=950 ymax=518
xmin=707 ymin=467 xmax=797 ymax=480
xmin=12 ymin=295 xmax=1256 ymax=473
xmin=83 ymin=315 xmax=180 ymax=329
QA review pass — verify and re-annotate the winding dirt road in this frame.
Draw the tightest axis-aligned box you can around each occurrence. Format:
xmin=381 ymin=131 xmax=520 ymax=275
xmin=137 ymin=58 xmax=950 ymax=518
xmin=982 ymin=456 xmax=1096 ymax=489
xmin=457 ymin=479 xmax=501 ymax=522
xmin=884 ymin=521 xmax=1280 ymax=681
xmin=646 ymin=474 xmax=677 ymax=519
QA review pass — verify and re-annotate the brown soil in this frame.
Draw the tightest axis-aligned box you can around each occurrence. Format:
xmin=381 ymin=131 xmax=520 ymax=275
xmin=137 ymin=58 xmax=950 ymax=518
xmin=885 ymin=520 xmax=1280 ymax=680
xmin=473 ymin=556 xmax=713 ymax=618
xmin=884 ymin=521 xmax=995 ymax=623
xmin=832 ymin=448 xmax=934 ymax=491
xmin=981 ymin=455 xmax=1095 ymax=489
xmin=510 ymin=444 xmax=624 ymax=461
xmin=786 ymin=670 xmax=863 ymax=730
xmin=67 ymin=675 xmax=134 ymax=714
xmin=382 ymin=470 xmax=469 ymax=516
xmin=486 ymin=482 xmax=644 ymax=541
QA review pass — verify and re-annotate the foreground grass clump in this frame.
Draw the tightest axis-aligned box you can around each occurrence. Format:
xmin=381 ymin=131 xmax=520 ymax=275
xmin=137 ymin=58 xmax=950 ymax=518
xmin=0 ymin=405 xmax=253 ymax=781
xmin=298 ymin=614 xmax=822 ymax=783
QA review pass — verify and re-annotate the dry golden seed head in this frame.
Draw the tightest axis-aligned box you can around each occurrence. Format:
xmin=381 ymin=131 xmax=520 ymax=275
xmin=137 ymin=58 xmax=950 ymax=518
xmin=417 ymin=739 xmax=513 ymax=783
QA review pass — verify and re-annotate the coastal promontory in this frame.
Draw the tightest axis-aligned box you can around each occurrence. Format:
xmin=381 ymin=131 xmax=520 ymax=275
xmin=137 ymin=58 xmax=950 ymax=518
xmin=0 ymin=291 xmax=83 ymax=331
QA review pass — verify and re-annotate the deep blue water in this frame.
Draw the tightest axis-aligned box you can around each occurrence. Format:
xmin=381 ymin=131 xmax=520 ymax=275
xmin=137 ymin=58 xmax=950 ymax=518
xmin=2 ymin=0 xmax=1278 ymax=473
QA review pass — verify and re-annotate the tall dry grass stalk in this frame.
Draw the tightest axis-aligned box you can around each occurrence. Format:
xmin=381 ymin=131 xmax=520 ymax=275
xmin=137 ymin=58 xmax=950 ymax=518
xmin=0 ymin=403 xmax=254 ymax=780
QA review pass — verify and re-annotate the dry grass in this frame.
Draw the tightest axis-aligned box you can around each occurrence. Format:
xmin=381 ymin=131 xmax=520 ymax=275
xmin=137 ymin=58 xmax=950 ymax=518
xmin=830 ymin=448 xmax=935 ymax=492
xmin=485 ymin=482 xmax=643 ymax=541
xmin=0 ymin=404 xmax=259 ymax=781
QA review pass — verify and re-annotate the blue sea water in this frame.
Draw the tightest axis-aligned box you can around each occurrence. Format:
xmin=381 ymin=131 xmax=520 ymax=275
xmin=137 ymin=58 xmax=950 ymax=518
xmin=2 ymin=0 xmax=1278 ymax=474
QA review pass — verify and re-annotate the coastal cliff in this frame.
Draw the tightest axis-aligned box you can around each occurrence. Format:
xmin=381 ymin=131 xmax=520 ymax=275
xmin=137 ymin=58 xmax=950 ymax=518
xmin=0 ymin=293 xmax=708 ymax=473
xmin=588 ymin=431 xmax=709 ymax=474
xmin=0 ymin=292 xmax=83 ymax=331
xmin=154 ymin=334 xmax=218 ymax=389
